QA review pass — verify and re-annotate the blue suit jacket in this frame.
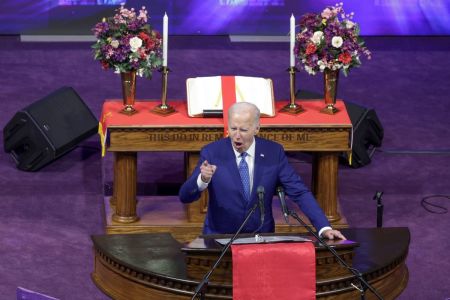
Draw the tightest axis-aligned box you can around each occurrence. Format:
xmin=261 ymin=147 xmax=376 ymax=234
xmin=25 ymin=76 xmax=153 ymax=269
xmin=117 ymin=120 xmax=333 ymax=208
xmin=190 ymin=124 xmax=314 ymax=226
xmin=179 ymin=137 xmax=330 ymax=234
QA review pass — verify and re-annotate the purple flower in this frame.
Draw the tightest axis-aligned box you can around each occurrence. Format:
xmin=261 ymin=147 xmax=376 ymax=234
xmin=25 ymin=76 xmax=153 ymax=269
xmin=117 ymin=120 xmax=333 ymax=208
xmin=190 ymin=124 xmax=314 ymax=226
xmin=127 ymin=20 xmax=141 ymax=31
xmin=113 ymin=49 xmax=127 ymax=62
xmin=130 ymin=59 xmax=140 ymax=69
xmin=92 ymin=21 xmax=109 ymax=38
xmin=299 ymin=13 xmax=320 ymax=29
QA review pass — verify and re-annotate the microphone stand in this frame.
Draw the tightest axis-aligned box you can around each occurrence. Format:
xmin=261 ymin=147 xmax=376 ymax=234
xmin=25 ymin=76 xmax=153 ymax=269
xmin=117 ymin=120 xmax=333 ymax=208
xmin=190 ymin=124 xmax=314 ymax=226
xmin=191 ymin=202 xmax=259 ymax=300
xmin=373 ymin=191 xmax=384 ymax=228
xmin=287 ymin=209 xmax=384 ymax=300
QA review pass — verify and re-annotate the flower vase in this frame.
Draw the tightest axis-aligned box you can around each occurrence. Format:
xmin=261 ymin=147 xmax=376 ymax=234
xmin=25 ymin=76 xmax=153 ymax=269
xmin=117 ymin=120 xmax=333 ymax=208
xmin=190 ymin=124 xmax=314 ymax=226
xmin=321 ymin=69 xmax=339 ymax=115
xmin=120 ymin=71 xmax=137 ymax=115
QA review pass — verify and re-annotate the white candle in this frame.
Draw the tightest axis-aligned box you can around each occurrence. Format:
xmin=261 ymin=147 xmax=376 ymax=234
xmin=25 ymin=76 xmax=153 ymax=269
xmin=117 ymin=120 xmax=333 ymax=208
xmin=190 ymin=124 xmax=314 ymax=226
xmin=163 ymin=12 xmax=168 ymax=67
xmin=290 ymin=14 xmax=295 ymax=67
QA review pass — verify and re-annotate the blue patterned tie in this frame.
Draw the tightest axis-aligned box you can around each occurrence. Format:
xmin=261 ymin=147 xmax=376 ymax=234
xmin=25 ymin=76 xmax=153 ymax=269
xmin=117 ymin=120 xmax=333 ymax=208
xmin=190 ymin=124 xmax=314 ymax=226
xmin=238 ymin=152 xmax=251 ymax=202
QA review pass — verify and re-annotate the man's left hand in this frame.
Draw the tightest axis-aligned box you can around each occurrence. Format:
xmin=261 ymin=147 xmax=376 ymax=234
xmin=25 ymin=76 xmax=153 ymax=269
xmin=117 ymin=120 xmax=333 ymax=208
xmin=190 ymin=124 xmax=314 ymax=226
xmin=322 ymin=229 xmax=346 ymax=240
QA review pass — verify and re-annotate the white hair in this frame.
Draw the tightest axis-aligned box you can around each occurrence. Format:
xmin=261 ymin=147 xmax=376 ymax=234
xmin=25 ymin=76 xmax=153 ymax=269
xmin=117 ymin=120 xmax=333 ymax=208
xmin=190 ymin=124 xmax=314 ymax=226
xmin=228 ymin=102 xmax=260 ymax=128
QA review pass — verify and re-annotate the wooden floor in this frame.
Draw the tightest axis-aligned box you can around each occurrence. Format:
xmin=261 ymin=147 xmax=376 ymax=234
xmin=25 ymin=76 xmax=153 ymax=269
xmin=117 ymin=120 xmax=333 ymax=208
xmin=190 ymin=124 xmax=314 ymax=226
xmin=104 ymin=196 xmax=348 ymax=242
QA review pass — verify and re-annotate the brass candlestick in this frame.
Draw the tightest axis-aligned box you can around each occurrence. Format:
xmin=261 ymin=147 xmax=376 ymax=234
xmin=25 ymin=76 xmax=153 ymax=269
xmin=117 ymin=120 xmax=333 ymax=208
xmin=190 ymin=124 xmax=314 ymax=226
xmin=151 ymin=66 xmax=176 ymax=116
xmin=279 ymin=66 xmax=304 ymax=114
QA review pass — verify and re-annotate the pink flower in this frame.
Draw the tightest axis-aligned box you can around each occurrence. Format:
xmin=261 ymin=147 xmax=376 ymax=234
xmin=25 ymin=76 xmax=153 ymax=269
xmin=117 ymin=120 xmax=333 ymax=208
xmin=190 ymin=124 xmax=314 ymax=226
xmin=119 ymin=5 xmax=135 ymax=19
xmin=138 ymin=48 xmax=147 ymax=59
xmin=321 ymin=8 xmax=334 ymax=19
xmin=137 ymin=6 xmax=148 ymax=22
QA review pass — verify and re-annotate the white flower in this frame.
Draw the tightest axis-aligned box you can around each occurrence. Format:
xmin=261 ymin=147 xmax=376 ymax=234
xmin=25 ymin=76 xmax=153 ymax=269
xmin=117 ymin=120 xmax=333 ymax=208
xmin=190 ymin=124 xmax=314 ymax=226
xmin=318 ymin=60 xmax=327 ymax=71
xmin=331 ymin=63 xmax=343 ymax=70
xmin=304 ymin=65 xmax=316 ymax=75
xmin=331 ymin=36 xmax=343 ymax=48
xmin=345 ymin=20 xmax=355 ymax=29
xmin=310 ymin=31 xmax=324 ymax=45
xmin=129 ymin=36 xmax=143 ymax=52
xmin=110 ymin=39 xmax=119 ymax=48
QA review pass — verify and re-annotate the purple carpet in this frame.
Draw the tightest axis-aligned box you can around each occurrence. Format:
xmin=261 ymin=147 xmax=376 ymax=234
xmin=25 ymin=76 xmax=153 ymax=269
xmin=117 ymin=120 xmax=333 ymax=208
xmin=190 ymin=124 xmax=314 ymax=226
xmin=0 ymin=35 xmax=449 ymax=299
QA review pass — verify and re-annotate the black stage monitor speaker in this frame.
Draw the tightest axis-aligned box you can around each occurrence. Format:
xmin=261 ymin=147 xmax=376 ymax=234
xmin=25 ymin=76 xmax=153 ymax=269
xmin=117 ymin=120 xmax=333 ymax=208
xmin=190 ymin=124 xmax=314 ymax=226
xmin=344 ymin=101 xmax=384 ymax=168
xmin=3 ymin=87 xmax=98 ymax=171
xmin=296 ymin=89 xmax=383 ymax=168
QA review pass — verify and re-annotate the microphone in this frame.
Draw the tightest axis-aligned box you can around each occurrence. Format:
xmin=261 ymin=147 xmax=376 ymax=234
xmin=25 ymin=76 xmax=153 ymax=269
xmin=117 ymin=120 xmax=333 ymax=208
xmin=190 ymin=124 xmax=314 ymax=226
xmin=277 ymin=186 xmax=289 ymax=224
xmin=257 ymin=186 xmax=265 ymax=226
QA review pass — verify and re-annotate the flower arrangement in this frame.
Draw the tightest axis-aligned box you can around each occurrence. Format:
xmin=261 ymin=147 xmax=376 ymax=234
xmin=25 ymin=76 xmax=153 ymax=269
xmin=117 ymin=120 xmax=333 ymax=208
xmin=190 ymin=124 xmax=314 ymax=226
xmin=294 ymin=3 xmax=371 ymax=76
xmin=92 ymin=4 xmax=162 ymax=78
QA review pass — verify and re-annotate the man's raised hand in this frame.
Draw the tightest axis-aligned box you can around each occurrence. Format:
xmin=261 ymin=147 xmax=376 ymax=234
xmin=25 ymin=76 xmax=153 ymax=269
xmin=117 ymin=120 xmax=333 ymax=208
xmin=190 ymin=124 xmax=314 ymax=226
xmin=200 ymin=160 xmax=217 ymax=183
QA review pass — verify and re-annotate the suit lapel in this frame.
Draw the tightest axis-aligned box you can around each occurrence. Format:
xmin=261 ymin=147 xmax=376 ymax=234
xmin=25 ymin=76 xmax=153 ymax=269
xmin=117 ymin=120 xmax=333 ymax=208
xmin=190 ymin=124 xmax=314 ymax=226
xmin=252 ymin=138 xmax=265 ymax=201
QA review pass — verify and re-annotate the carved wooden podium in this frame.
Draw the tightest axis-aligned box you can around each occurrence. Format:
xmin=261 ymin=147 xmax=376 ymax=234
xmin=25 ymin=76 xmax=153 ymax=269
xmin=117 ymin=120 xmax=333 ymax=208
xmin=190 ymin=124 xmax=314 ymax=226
xmin=91 ymin=227 xmax=410 ymax=300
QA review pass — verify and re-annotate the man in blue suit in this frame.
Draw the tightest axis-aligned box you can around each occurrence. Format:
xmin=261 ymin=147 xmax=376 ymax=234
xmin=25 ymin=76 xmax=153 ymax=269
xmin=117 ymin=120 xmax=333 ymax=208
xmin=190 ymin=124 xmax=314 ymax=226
xmin=179 ymin=102 xmax=345 ymax=240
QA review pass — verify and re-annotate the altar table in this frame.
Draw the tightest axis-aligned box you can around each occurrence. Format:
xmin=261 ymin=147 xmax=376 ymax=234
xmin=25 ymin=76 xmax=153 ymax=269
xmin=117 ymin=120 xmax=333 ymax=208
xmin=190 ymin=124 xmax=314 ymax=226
xmin=100 ymin=100 xmax=352 ymax=238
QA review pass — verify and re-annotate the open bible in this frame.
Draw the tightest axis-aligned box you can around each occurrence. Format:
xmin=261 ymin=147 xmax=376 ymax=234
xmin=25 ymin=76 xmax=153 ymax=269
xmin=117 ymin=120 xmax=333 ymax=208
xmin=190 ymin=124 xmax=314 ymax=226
xmin=186 ymin=76 xmax=275 ymax=117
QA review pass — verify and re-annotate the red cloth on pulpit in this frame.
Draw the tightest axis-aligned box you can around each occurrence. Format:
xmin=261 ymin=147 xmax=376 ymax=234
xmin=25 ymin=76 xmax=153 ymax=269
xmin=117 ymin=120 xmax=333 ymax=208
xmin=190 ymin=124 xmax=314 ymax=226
xmin=231 ymin=242 xmax=316 ymax=300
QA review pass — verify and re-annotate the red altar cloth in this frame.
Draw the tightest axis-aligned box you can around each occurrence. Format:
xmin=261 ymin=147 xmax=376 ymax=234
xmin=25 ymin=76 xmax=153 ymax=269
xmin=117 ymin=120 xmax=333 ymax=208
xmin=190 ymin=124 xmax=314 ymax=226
xmin=231 ymin=242 xmax=316 ymax=300
xmin=99 ymin=100 xmax=351 ymax=155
